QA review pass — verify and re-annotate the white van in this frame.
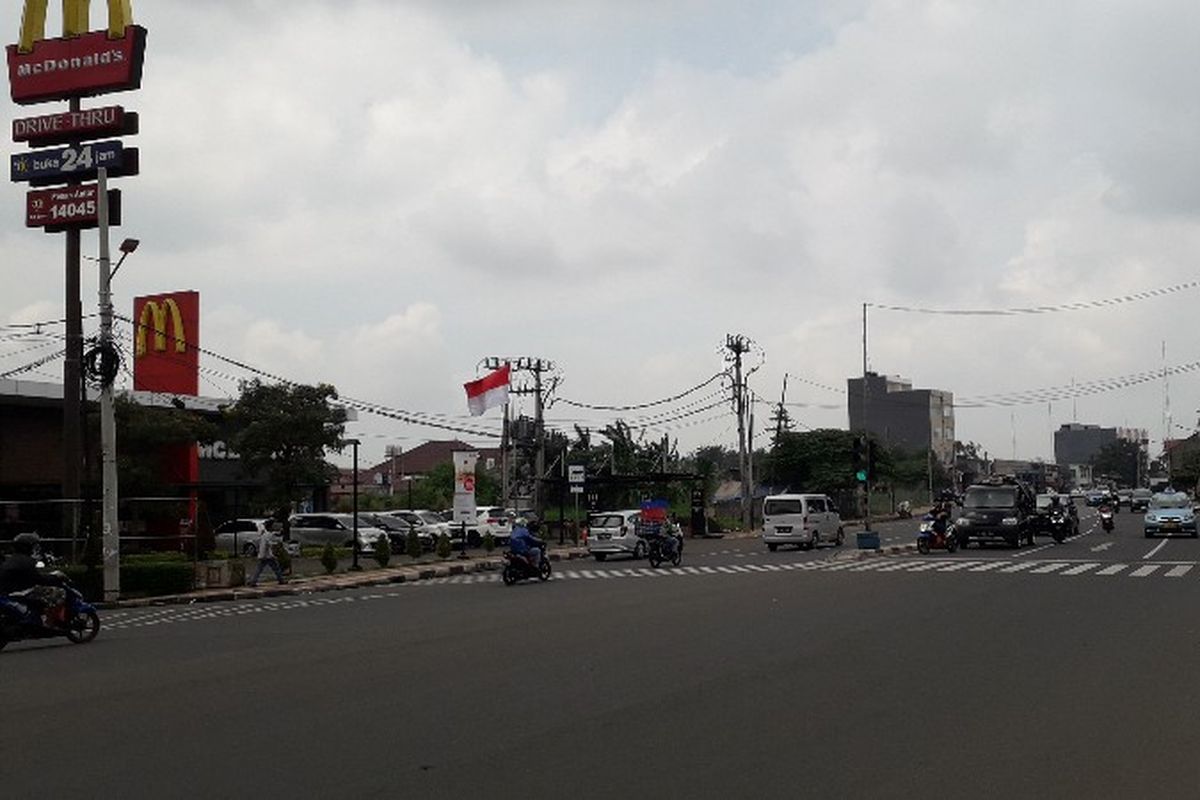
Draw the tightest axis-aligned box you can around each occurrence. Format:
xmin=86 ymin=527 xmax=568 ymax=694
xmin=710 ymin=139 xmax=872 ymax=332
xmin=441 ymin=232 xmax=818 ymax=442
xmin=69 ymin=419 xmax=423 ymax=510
xmin=761 ymin=494 xmax=844 ymax=551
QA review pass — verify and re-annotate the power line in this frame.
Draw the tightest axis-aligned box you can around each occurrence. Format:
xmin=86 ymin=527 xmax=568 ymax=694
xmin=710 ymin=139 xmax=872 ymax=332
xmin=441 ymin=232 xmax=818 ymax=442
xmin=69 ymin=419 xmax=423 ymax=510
xmin=869 ymin=278 xmax=1200 ymax=316
xmin=553 ymin=372 xmax=728 ymax=411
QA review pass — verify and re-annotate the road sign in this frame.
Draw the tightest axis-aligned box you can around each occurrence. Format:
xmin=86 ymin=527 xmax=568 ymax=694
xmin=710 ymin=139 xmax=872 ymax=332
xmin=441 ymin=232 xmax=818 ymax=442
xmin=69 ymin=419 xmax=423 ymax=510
xmin=568 ymin=465 xmax=585 ymax=484
xmin=570 ymin=486 xmax=583 ymax=494
xmin=25 ymin=183 xmax=120 ymax=229
xmin=11 ymin=140 xmax=137 ymax=185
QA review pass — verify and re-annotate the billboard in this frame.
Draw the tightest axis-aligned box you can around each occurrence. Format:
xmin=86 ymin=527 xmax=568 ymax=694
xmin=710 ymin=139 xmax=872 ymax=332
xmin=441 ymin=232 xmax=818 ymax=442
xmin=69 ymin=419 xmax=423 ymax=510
xmin=132 ymin=291 xmax=199 ymax=396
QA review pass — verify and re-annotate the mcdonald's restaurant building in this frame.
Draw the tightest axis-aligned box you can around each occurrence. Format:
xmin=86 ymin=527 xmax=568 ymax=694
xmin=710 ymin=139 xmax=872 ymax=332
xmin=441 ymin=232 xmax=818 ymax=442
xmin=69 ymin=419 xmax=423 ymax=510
xmin=0 ymin=377 xmax=331 ymax=541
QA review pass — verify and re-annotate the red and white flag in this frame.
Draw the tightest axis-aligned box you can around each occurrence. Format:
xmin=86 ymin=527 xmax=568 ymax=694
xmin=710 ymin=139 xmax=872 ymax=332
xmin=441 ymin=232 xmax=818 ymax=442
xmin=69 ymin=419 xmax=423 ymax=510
xmin=464 ymin=364 xmax=511 ymax=416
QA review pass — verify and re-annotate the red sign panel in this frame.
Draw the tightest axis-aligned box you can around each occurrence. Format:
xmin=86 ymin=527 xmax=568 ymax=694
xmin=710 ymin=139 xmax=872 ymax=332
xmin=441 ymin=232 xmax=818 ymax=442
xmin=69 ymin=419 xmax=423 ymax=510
xmin=7 ymin=26 xmax=147 ymax=105
xmin=133 ymin=291 xmax=200 ymax=396
xmin=25 ymin=183 xmax=120 ymax=229
xmin=12 ymin=105 xmax=136 ymax=146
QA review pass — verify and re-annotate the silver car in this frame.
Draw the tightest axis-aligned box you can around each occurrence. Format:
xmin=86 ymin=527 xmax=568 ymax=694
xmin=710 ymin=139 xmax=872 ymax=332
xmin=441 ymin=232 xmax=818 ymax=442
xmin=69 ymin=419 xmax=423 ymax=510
xmin=287 ymin=513 xmax=388 ymax=551
xmin=587 ymin=510 xmax=644 ymax=561
xmin=213 ymin=518 xmax=301 ymax=557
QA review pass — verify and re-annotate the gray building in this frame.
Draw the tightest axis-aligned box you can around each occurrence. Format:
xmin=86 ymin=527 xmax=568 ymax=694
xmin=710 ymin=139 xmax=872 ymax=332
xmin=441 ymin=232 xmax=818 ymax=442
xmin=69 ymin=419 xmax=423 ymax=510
xmin=1054 ymin=423 xmax=1117 ymax=467
xmin=847 ymin=372 xmax=955 ymax=465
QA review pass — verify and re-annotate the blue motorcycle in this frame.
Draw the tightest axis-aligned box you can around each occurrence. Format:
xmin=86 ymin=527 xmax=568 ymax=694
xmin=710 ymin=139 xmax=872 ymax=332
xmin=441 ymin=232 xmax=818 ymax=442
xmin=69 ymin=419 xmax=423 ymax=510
xmin=0 ymin=571 xmax=101 ymax=651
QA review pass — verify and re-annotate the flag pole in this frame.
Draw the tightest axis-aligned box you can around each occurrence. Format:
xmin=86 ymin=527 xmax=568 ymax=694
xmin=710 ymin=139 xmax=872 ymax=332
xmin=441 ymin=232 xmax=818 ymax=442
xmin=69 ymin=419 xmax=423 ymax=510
xmin=501 ymin=401 xmax=510 ymax=508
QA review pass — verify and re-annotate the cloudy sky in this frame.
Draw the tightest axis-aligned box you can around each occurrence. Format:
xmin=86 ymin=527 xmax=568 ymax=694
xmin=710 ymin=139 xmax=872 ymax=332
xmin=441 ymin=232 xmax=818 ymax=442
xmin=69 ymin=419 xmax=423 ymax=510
xmin=3 ymin=0 xmax=1200 ymax=467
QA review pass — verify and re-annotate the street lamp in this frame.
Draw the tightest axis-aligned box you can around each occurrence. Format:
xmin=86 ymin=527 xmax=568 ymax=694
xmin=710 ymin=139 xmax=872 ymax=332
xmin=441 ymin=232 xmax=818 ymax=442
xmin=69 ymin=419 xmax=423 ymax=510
xmin=348 ymin=438 xmax=362 ymax=571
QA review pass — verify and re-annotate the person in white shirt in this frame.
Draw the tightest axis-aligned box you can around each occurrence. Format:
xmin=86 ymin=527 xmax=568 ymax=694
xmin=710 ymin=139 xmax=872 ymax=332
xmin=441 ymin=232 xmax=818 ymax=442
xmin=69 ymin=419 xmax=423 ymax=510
xmin=247 ymin=528 xmax=286 ymax=587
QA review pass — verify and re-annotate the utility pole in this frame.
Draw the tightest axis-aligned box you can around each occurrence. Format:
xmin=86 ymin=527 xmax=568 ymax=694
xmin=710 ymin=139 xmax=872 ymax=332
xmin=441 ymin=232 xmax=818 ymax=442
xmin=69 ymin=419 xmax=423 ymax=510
xmin=774 ymin=373 xmax=790 ymax=444
xmin=534 ymin=360 xmax=545 ymax=519
xmin=97 ymin=169 xmax=119 ymax=602
xmin=64 ymin=96 xmax=84 ymax=554
xmin=484 ymin=356 xmax=554 ymax=519
xmin=724 ymin=334 xmax=752 ymax=532
xmin=861 ymin=303 xmax=871 ymax=532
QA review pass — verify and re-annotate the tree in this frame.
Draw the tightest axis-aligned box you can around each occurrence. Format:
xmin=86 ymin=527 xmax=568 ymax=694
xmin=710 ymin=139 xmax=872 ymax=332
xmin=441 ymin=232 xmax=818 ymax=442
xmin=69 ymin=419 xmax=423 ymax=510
xmin=114 ymin=394 xmax=218 ymax=497
xmin=224 ymin=380 xmax=347 ymax=532
xmin=1091 ymin=439 xmax=1144 ymax=488
xmin=762 ymin=429 xmax=861 ymax=495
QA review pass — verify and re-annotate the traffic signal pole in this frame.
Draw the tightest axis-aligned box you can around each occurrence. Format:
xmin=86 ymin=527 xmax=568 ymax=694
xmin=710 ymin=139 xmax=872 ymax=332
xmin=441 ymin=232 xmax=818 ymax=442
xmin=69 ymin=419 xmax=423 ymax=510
xmin=862 ymin=303 xmax=871 ymax=532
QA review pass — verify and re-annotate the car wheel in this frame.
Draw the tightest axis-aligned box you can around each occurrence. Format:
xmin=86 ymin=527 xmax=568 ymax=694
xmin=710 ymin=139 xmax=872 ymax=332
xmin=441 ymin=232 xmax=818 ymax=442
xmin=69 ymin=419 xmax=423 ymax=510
xmin=767 ymin=543 xmax=778 ymax=552
xmin=1007 ymin=533 xmax=1021 ymax=549
xmin=633 ymin=541 xmax=646 ymax=560
xmin=1144 ymin=530 xmax=1154 ymax=539
xmin=835 ymin=528 xmax=845 ymax=547
xmin=467 ymin=530 xmax=482 ymax=548
xmin=594 ymin=552 xmax=608 ymax=562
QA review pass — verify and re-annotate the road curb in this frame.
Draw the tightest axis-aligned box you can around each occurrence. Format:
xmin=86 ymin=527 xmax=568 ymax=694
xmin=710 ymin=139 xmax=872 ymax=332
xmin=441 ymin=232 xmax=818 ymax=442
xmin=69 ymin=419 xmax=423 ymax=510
xmin=99 ymin=547 xmax=590 ymax=609
xmin=832 ymin=543 xmax=919 ymax=562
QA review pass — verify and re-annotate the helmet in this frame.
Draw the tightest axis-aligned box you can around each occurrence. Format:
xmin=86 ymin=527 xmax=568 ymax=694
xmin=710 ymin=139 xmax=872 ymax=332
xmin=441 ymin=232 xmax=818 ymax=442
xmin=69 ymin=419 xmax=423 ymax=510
xmin=514 ymin=517 xmax=528 ymax=528
xmin=13 ymin=532 xmax=40 ymax=555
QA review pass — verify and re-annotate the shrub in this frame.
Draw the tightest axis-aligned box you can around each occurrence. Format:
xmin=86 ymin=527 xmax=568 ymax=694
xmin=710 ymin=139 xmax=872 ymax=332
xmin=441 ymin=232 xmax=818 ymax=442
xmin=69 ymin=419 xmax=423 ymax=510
xmin=373 ymin=535 xmax=391 ymax=567
xmin=406 ymin=530 xmax=422 ymax=559
xmin=435 ymin=532 xmax=452 ymax=559
xmin=320 ymin=542 xmax=338 ymax=574
xmin=482 ymin=532 xmax=495 ymax=553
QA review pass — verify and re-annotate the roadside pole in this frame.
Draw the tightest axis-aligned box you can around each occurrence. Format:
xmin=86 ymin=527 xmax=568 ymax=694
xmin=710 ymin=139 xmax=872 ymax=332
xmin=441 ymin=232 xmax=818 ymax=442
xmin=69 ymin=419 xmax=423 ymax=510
xmin=97 ymin=168 xmax=120 ymax=602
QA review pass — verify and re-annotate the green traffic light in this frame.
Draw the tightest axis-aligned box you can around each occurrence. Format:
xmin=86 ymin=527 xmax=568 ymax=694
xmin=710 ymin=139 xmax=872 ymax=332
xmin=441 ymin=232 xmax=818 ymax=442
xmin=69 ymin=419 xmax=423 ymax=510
xmin=856 ymin=469 xmax=867 ymax=482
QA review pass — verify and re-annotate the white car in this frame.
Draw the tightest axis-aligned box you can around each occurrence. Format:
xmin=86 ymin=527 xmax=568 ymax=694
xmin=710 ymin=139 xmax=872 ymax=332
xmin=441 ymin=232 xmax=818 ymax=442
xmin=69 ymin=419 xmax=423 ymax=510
xmin=586 ymin=510 xmax=644 ymax=561
xmin=761 ymin=494 xmax=845 ymax=551
xmin=287 ymin=513 xmax=389 ymax=551
xmin=213 ymin=518 xmax=300 ymax=557
xmin=469 ymin=506 xmax=512 ymax=546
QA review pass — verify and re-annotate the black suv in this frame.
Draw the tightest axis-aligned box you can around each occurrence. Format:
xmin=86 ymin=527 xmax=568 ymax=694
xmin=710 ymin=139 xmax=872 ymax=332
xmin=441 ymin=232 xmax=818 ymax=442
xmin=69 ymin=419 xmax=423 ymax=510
xmin=955 ymin=479 xmax=1035 ymax=549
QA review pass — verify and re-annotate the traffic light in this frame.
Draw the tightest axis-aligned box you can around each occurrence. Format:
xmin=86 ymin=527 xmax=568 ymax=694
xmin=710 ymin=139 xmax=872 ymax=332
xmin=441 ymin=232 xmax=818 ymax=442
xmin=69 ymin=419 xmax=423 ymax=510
xmin=867 ymin=439 xmax=879 ymax=482
xmin=852 ymin=436 xmax=866 ymax=483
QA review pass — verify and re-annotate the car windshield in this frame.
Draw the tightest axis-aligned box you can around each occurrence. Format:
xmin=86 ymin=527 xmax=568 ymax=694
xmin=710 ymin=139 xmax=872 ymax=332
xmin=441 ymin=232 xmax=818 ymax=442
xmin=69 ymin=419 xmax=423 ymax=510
xmin=964 ymin=488 xmax=1016 ymax=509
xmin=1036 ymin=495 xmax=1062 ymax=510
xmin=1132 ymin=490 xmax=1153 ymax=499
xmin=763 ymin=499 xmax=803 ymax=515
xmin=1149 ymin=493 xmax=1189 ymax=510
xmin=415 ymin=511 xmax=442 ymax=524
xmin=588 ymin=514 xmax=625 ymax=528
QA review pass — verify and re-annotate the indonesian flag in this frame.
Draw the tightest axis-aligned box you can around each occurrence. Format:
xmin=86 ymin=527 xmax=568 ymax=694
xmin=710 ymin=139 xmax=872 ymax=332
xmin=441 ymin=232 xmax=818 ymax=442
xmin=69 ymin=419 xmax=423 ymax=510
xmin=464 ymin=364 xmax=511 ymax=416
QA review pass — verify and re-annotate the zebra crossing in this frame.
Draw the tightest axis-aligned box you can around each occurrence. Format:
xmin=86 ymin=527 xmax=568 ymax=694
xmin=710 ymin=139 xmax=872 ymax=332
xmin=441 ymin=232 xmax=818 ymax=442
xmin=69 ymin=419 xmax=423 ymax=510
xmin=100 ymin=554 xmax=1200 ymax=633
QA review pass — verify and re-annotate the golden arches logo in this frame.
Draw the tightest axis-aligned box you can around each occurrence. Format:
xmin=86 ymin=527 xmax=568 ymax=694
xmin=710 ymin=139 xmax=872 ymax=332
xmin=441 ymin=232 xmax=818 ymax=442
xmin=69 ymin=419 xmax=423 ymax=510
xmin=19 ymin=0 xmax=134 ymax=53
xmin=136 ymin=298 xmax=186 ymax=358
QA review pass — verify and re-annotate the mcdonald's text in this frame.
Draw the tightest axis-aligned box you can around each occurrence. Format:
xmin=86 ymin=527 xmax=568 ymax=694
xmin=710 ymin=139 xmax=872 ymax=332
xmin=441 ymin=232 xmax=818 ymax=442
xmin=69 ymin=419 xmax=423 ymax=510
xmin=6 ymin=26 xmax=146 ymax=105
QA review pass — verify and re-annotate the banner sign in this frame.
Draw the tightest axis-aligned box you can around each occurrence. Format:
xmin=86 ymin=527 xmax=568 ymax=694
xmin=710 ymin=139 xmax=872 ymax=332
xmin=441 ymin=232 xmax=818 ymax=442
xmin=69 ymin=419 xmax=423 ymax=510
xmin=12 ymin=105 xmax=136 ymax=146
xmin=25 ymin=182 xmax=120 ymax=228
xmin=11 ymin=140 xmax=136 ymax=185
xmin=7 ymin=25 xmax=147 ymax=105
xmin=452 ymin=450 xmax=479 ymax=525
xmin=133 ymin=291 xmax=200 ymax=396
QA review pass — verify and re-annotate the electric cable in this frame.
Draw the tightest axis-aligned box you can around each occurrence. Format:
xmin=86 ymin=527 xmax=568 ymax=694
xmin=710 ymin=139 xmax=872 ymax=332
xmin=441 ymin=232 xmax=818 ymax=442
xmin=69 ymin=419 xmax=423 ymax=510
xmin=870 ymin=279 xmax=1200 ymax=316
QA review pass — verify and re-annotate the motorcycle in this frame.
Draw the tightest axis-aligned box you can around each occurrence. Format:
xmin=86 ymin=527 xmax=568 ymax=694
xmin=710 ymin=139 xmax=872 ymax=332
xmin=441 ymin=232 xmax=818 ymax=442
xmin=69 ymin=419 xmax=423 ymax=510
xmin=0 ymin=571 xmax=101 ymax=651
xmin=916 ymin=516 xmax=958 ymax=554
xmin=501 ymin=549 xmax=551 ymax=585
xmin=646 ymin=532 xmax=683 ymax=568
xmin=1048 ymin=510 xmax=1072 ymax=543
xmin=896 ymin=501 xmax=913 ymax=519
xmin=1099 ymin=506 xmax=1115 ymax=533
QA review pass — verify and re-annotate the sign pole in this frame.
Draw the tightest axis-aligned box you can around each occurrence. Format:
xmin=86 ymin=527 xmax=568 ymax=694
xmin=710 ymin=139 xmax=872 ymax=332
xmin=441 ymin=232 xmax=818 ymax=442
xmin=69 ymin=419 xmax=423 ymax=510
xmin=63 ymin=97 xmax=83 ymax=558
xmin=97 ymin=167 xmax=120 ymax=601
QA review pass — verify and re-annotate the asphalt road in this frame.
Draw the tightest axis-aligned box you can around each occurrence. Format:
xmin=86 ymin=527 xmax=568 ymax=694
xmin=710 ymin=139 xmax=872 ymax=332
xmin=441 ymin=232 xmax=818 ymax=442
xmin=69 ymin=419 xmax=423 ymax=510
xmin=4 ymin=507 xmax=1200 ymax=798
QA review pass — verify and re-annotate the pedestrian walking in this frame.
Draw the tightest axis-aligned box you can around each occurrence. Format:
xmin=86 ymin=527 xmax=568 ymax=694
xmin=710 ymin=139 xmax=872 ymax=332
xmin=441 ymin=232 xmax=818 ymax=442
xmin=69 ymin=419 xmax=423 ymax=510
xmin=247 ymin=527 xmax=286 ymax=587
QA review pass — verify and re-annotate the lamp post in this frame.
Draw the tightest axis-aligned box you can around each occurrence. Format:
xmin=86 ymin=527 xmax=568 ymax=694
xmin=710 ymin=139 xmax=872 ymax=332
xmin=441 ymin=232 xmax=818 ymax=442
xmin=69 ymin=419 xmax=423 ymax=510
xmin=348 ymin=438 xmax=361 ymax=571
xmin=97 ymin=166 xmax=138 ymax=602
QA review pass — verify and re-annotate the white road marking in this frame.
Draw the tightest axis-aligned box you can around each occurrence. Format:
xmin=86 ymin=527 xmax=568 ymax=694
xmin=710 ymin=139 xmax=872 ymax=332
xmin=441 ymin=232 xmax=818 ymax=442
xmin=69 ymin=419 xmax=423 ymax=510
xmin=1142 ymin=539 xmax=1170 ymax=560
xmin=1060 ymin=563 xmax=1100 ymax=576
xmin=1095 ymin=564 xmax=1128 ymax=576
xmin=937 ymin=561 xmax=984 ymax=572
xmin=969 ymin=562 xmax=1010 ymax=572
xmin=1090 ymin=542 xmax=1114 ymax=553
xmin=999 ymin=562 xmax=1038 ymax=573
xmin=1029 ymin=562 xmax=1070 ymax=574
xmin=1165 ymin=565 xmax=1193 ymax=578
xmin=1130 ymin=565 xmax=1160 ymax=577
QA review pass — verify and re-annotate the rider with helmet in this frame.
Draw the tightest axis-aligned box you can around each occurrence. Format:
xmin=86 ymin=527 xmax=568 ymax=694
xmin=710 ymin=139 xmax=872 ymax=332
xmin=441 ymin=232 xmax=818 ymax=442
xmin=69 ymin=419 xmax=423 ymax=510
xmin=509 ymin=517 xmax=545 ymax=569
xmin=0 ymin=533 xmax=66 ymax=626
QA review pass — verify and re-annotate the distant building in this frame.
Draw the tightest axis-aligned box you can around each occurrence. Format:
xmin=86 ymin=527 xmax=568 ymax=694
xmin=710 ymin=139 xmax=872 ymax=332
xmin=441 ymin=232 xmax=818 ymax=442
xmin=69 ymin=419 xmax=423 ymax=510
xmin=330 ymin=439 xmax=501 ymax=505
xmin=1054 ymin=423 xmax=1117 ymax=467
xmin=847 ymin=372 xmax=954 ymax=465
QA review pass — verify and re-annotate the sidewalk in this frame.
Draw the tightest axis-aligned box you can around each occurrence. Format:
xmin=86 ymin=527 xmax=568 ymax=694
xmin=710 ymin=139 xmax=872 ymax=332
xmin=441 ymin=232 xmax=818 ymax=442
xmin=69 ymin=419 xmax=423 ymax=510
xmin=103 ymin=546 xmax=593 ymax=609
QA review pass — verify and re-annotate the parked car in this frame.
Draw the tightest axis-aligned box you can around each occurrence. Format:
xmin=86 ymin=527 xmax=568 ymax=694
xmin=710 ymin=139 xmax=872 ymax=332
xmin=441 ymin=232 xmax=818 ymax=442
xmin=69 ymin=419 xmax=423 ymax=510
xmin=379 ymin=509 xmax=448 ymax=549
xmin=287 ymin=513 xmax=388 ymax=552
xmin=469 ymin=506 xmax=512 ymax=546
xmin=364 ymin=513 xmax=428 ymax=551
xmin=761 ymin=494 xmax=845 ymax=551
xmin=213 ymin=518 xmax=300 ymax=557
xmin=1143 ymin=492 xmax=1197 ymax=538
xmin=586 ymin=510 xmax=644 ymax=561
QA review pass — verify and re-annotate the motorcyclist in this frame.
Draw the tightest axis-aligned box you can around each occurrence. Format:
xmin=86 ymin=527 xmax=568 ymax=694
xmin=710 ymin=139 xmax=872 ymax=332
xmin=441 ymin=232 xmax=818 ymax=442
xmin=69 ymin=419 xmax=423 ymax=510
xmin=0 ymin=533 xmax=66 ymax=626
xmin=509 ymin=518 xmax=545 ymax=569
xmin=929 ymin=502 xmax=952 ymax=538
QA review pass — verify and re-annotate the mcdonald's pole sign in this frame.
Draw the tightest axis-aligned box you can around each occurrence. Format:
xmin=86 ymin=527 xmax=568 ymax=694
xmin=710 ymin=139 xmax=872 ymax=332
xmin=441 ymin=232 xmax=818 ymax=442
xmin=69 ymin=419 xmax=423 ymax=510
xmin=132 ymin=291 xmax=199 ymax=396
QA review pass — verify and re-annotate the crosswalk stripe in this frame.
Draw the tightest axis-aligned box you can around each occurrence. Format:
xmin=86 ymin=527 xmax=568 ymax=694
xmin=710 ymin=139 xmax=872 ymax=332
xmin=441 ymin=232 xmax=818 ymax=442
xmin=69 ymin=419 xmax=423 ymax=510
xmin=1130 ymin=565 xmax=1160 ymax=577
xmin=937 ymin=561 xmax=984 ymax=572
xmin=906 ymin=562 xmax=946 ymax=572
xmin=1029 ymin=563 xmax=1070 ymax=574
xmin=1165 ymin=565 xmax=1193 ymax=578
xmin=875 ymin=562 xmax=915 ymax=572
xmin=1060 ymin=563 xmax=1100 ymax=576
xmin=1095 ymin=564 xmax=1127 ymax=576
xmin=999 ymin=562 xmax=1037 ymax=573
xmin=969 ymin=562 xmax=1010 ymax=572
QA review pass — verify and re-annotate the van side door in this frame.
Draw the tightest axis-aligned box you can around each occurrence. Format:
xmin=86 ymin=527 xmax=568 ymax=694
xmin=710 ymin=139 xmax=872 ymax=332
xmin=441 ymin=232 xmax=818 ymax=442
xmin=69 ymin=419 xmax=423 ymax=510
xmin=806 ymin=496 xmax=827 ymax=541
